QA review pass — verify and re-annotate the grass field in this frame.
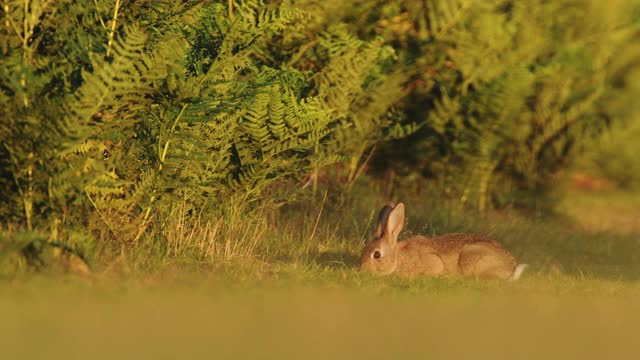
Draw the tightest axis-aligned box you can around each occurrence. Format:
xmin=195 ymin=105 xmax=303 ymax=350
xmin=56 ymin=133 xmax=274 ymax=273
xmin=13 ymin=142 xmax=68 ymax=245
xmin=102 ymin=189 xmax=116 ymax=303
xmin=1 ymin=187 xmax=639 ymax=359
xmin=2 ymin=271 xmax=640 ymax=359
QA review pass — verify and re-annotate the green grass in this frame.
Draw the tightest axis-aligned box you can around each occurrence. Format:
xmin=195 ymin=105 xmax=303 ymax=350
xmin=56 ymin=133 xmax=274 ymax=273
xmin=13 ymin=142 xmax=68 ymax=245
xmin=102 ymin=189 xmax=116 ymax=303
xmin=1 ymin=271 xmax=640 ymax=359
xmin=2 ymin=185 xmax=640 ymax=359
xmin=561 ymin=189 xmax=640 ymax=235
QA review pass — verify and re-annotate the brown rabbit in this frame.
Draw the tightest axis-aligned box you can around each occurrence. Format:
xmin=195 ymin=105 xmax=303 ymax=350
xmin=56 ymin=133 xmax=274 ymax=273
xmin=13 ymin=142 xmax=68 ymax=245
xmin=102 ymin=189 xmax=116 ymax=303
xmin=360 ymin=202 xmax=528 ymax=280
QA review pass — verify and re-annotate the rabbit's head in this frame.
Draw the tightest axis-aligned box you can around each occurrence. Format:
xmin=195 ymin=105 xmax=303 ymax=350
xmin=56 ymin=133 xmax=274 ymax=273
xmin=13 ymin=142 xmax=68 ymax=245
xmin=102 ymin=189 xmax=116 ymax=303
xmin=360 ymin=202 xmax=405 ymax=275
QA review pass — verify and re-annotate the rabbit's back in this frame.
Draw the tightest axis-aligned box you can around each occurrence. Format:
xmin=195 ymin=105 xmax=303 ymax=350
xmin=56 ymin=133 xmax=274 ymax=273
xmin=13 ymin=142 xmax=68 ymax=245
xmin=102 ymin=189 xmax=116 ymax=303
xmin=430 ymin=232 xmax=505 ymax=253
xmin=398 ymin=233 xmax=517 ymax=279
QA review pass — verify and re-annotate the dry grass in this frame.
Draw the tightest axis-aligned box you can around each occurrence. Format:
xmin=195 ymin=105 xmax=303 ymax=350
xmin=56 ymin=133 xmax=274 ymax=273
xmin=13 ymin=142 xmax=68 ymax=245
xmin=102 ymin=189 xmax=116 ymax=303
xmin=164 ymin=200 xmax=266 ymax=261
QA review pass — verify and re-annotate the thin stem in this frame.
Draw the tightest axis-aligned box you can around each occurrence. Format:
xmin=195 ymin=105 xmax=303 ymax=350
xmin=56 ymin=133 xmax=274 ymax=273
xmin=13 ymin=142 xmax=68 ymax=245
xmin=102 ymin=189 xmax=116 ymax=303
xmin=93 ymin=0 xmax=107 ymax=28
xmin=346 ymin=145 xmax=376 ymax=193
xmin=308 ymin=189 xmax=328 ymax=243
xmin=4 ymin=0 xmax=24 ymax=42
xmin=347 ymin=145 xmax=366 ymax=184
xmin=286 ymin=40 xmax=316 ymax=67
xmin=158 ymin=103 xmax=188 ymax=171
xmin=21 ymin=0 xmax=29 ymax=107
xmin=22 ymin=0 xmax=28 ymax=56
xmin=106 ymin=0 xmax=121 ymax=57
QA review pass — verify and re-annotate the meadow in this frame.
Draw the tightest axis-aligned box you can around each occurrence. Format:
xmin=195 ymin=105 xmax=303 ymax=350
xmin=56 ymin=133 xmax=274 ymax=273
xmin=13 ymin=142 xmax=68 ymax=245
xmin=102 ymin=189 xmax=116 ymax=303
xmin=2 ymin=274 xmax=640 ymax=360
xmin=2 ymin=184 xmax=640 ymax=360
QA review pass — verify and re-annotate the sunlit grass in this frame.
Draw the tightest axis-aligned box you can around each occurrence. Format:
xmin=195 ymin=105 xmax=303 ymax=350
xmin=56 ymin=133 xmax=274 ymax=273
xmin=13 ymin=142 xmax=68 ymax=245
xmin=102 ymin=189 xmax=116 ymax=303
xmin=561 ymin=189 xmax=640 ymax=235
xmin=2 ymin=183 xmax=640 ymax=359
xmin=1 ymin=270 xmax=640 ymax=360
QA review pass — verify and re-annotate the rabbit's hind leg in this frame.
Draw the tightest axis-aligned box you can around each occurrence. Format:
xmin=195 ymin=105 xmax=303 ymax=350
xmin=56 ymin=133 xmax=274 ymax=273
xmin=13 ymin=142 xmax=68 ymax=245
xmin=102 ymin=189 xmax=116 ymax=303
xmin=458 ymin=243 xmax=516 ymax=280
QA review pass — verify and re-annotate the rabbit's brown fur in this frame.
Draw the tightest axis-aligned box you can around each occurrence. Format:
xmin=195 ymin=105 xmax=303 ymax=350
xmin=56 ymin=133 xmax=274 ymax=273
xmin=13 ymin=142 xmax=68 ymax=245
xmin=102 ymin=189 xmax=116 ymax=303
xmin=360 ymin=203 xmax=526 ymax=280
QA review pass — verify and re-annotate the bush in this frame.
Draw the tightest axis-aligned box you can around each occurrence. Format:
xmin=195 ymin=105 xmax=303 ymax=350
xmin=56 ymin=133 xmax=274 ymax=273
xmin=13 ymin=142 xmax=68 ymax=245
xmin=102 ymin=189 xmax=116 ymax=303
xmin=0 ymin=0 xmax=414 ymax=255
xmin=1 ymin=0 xmax=639 ymax=263
xmin=576 ymin=118 xmax=640 ymax=190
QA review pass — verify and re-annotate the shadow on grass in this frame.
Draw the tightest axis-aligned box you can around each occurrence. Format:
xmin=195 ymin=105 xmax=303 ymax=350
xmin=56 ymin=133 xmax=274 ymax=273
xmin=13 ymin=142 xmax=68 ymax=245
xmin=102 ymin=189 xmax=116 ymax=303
xmin=309 ymin=251 xmax=360 ymax=270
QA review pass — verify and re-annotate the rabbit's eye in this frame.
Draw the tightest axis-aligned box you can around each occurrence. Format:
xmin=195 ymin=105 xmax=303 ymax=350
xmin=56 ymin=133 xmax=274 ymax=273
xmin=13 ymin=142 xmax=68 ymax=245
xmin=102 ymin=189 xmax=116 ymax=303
xmin=373 ymin=250 xmax=381 ymax=259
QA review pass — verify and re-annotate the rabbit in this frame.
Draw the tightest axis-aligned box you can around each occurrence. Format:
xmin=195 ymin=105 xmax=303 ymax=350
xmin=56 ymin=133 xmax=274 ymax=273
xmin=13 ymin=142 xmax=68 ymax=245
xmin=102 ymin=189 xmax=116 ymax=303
xmin=360 ymin=202 xmax=528 ymax=280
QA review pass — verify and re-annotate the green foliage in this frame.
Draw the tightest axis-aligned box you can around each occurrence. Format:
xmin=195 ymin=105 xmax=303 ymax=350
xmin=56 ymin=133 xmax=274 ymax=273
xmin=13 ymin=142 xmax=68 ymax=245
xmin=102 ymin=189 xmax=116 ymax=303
xmin=575 ymin=118 xmax=640 ymax=190
xmin=1 ymin=0 xmax=639 ymax=264
xmin=362 ymin=0 xmax=640 ymax=210
xmin=0 ymin=0 xmax=409 ymax=253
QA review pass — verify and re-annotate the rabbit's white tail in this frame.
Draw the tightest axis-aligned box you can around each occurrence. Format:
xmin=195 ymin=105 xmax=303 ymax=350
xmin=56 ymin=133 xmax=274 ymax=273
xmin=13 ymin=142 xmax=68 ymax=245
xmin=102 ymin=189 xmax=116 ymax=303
xmin=509 ymin=264 xmax=529 ymax=281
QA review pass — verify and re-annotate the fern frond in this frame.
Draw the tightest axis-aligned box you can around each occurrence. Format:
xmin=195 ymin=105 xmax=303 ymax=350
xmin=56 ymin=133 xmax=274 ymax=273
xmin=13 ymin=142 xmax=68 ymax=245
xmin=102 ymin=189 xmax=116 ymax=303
xmin=65 ymin=25 xmax=149 ymax=128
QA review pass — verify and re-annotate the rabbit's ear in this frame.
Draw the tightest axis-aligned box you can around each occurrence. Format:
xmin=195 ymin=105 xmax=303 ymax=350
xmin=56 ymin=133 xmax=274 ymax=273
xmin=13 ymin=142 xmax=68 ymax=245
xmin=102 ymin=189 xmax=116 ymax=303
xmin=372 ymin=203 xmax=395 ymax=239
xmin=384 ymin=203 xmax=404 ymax=245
